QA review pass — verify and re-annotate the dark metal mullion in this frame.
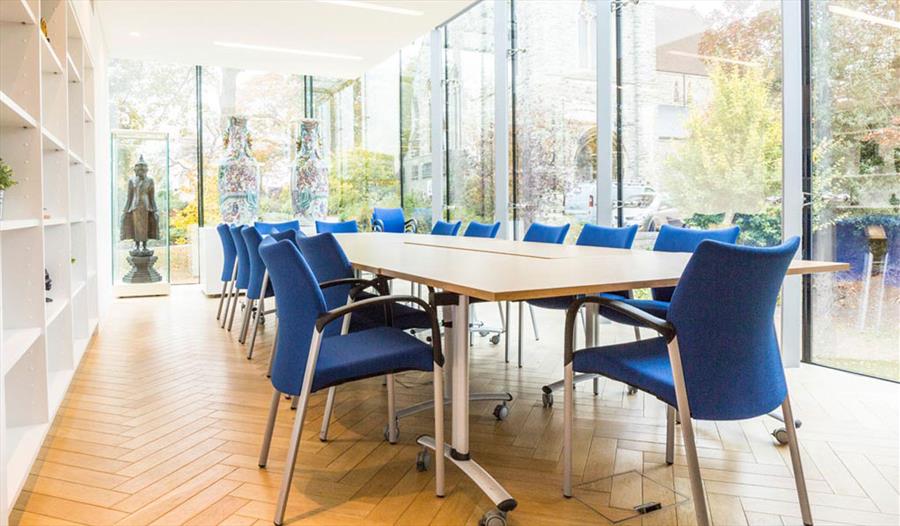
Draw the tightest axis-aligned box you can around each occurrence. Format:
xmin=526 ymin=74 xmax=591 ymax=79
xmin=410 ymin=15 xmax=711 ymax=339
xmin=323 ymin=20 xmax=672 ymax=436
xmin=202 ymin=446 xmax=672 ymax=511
xmin=614 ymin=6 xmax=624 ymax=228
xmin=800 ymin=0 xmax=813 ymax=364
xmin=195 ymin=65 xmax=204 ymax=227
xmin=444 ymin=28 xmax=451 ymax=222
xmin=509 ymin=0 xmax=518 ymax=239
xmin=398 ymin=53 xmax=404 ymax=210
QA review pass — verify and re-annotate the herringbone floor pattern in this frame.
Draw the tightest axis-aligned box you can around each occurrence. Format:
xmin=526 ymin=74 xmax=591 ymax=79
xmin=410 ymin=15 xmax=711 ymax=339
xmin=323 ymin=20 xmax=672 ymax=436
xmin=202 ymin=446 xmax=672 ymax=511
xmin=11 ymin=286 xmax=900 ymax=525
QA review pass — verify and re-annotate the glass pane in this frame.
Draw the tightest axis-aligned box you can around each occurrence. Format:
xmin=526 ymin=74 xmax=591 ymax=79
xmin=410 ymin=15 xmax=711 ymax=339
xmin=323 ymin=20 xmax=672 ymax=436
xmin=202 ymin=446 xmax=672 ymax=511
xmin=108 ymin=59 xmax=199 ymax=284
xmin=513 ymin=0 xmax=598 ymax=242
xmin=401 ymin=35 xmax=434 ymax=231
xmin=618 ymin=1 xmax=783 ymax=250
xmin=446 ymin=1 xmax=495 ymax=225
xmin=314 ymin=55 xmax=401 ymax=228
xmin=808 ymin=0 xmax=899 ymax=380
xmin=200 ymin=68 xmax=304 ymax=225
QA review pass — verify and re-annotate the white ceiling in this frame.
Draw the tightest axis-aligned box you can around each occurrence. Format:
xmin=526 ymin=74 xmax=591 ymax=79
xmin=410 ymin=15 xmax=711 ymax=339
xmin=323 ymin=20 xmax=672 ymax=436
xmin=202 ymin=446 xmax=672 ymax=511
xmin=97 ymin=0 xmax=473 ymax=79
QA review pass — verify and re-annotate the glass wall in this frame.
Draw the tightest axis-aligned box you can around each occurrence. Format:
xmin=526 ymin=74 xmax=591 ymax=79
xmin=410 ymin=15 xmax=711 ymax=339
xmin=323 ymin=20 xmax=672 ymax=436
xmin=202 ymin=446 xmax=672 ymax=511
xmin=313 ymin=56 xmax=401 ymax=227
xmin=808 ymin=0 xmax=899 ymax=380
xmin=200 ymin=68 xmax=305 ymax=225
xmin=400 ymin=36 xmax=434 ymax=230
xmin=618 ymin=0 xmax=783 ymax=248
xmin=445 ymin=1 xmax=495 ymax=225
xmin=512 ymin=0 xmax=598 ymax=241
xmin=108 ymin=59 xmax=199 ymax=284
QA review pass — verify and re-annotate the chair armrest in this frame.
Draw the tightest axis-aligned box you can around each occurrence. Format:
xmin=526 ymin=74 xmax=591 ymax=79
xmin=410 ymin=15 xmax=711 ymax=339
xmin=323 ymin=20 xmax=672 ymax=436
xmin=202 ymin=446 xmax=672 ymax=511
xmin=319 ymin=276 xmax=390 ymax=303
xmin=564 ymin=296 xmax=675 ymax=364
xmin=316 ymin=294 xmax=444 ymax=366
xmin=404 ymin=218 xmax=418 ymax=233
xmin=372 ymin=219 xmax=384 ymax=232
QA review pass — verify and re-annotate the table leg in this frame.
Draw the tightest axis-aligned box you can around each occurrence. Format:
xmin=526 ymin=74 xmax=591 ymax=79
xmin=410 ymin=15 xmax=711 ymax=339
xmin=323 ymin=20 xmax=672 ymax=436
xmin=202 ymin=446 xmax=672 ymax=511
xmin=417 ymin=294 xmax=517 ymax=521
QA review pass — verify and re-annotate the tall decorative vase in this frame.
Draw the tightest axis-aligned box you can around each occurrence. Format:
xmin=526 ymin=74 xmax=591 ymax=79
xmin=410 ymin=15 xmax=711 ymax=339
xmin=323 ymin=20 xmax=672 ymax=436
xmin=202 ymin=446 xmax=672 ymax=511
xmin=291 ymin=119 xmax=329 ymax=223
xmin=218 ymin=116 xmax=260 ymax=224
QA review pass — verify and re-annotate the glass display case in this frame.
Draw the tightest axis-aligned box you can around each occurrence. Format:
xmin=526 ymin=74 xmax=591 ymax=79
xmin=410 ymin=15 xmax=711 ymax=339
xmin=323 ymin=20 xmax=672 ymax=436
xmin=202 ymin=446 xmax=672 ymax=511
xmin=110 ymin=130 xmax=171 ymax=296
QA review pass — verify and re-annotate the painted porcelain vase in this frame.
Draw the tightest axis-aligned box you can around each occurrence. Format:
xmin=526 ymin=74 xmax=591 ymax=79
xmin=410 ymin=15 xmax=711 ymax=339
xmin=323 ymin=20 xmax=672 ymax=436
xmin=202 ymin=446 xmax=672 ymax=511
xmin=291 ymin=119 xmax=329 ymax=223
xmin=218 ymin=116 xmax=260 ymax=224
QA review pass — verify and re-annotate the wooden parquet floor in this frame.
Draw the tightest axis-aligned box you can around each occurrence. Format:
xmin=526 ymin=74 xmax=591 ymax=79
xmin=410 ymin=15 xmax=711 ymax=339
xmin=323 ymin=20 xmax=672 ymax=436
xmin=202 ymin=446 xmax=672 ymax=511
xmin=11 ymin=286 xmax=900 ymax=526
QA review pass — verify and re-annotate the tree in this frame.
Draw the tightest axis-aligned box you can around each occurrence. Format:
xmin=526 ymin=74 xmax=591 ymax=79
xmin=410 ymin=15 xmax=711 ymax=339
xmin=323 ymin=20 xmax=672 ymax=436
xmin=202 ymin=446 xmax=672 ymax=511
xmin=664 ymin=66 xmax=781 ymax=221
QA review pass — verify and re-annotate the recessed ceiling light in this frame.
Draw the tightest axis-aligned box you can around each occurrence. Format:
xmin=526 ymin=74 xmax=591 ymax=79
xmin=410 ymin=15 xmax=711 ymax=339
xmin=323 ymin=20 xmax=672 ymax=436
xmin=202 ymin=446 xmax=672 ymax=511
xmin=129 ymin=31 xmax=141 ymax=37
xmin=315 ymin=0 xmax=423 ymax=17
xmin=212 ymin=41 xmax=363 ymax=61
xmin=828 ymin=5 xmax=900 ymax=29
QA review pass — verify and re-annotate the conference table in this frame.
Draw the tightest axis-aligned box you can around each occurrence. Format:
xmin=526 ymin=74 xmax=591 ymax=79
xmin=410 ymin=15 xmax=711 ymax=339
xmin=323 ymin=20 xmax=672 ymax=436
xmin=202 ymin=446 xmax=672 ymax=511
xmin=333 ymin=232 xmax=847 ymax=521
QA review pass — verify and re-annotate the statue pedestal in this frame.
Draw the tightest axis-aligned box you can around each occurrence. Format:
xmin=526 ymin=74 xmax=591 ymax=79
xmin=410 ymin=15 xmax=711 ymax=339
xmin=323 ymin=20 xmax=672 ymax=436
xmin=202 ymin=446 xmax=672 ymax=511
xmin=115 ymin=249 xmax=170 ymax=298
xmin=123 ymin=250 xmax=162 ymax=283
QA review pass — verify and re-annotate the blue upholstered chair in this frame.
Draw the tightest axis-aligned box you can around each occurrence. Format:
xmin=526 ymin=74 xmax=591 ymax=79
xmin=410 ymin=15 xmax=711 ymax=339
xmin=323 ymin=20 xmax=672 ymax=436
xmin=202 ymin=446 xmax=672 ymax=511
xmin=254 ymin=220 xmax=300 ymax=236
xmin=561 ymin=237 xmax=810 ymax=526
xmin=596 ymin=224 xmax=741 ymax=329
xmin=257 ymin=238 xmax=446 ymax=526
xmin=225 ymin=225 xmax=252 ymax=332
xmin=430 ymin=220 xmax=462 ymax=236
xmin=464 ymin=221 xmax=501 ymax=238
xmin=316 ymin=219 xmax=359 ymax=234
xmin=216 ymin=224 xmax=238 ymax=325
xmin=514 ymin=222 xmax=571 ymax=366
xmin=371 ymin=207 xmax=417 ymax=233
xmin=242 ymin=226 xmax=295 ymax=359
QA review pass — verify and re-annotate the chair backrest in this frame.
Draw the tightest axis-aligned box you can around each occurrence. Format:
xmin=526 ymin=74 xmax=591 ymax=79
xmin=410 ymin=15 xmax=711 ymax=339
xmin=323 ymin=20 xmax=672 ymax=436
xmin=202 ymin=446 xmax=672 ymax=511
xmin=372 ymin=207 xmax=406 ymax=233
xmin=431 ymin=220 xmax=462 ymax=236
xmin=651 ymin=224 xmax=741 ymax=302
xmin=229 ymin=225 xmax=251 ymax=289
xmin=576 ymin=224 xmax=638 ymax=249
xmin=254 ymin=220 xmax=300 ymax=236
xmin=216 ymin=223 xmax=237 ymax=281
xmin=269 ymin=228 xmax=301 ymax=245
xmin=316 ymin=219 xmax=358 ymax=234
xmin=667 ymin=237 xmax=799 ymax=420
xmin=523 ymin=222 xmax=570 ymax=244
xmin=259 ymin=238 xmax=329 ymax=396
xmin=295 ymin=233 xmax=355 ymax=311
xmin=464 ymin=221 xmax=501 ymax=238
xmin=241 ymin=226 xmax=274 ymax=300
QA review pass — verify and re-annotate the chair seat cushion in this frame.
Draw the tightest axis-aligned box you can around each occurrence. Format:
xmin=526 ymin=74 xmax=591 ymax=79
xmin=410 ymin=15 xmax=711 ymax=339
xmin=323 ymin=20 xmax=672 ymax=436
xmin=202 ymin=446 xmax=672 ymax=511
xmin=572 ymin=336 xmax=676 ymax=408
xmin=312 ymin=327 xmax=434 ymax=392
xmin=597 ymin=293 xmax=669 ymax=326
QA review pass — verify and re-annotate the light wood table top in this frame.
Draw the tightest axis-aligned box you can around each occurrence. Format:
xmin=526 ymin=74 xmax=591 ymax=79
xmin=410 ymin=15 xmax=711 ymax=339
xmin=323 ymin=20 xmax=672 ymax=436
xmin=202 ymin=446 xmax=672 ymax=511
xmin=335 ymin=233 xmax=849 ymax=302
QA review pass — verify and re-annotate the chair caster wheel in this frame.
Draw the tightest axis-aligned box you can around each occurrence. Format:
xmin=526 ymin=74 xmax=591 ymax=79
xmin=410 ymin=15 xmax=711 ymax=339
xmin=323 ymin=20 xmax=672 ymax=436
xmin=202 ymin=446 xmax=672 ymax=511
xmin=383 ymin=423 xmax=399 ymax=444
xmin=541 ymin=392 xmax=553 ymax=408
xmin=490 ymin=334 xmax=501 ymax=345
xmin=416 ymin=449 xmax=430 ymax=472
xmin=626 ymin=385 xmax=638 ymax=395
xmin=493 ymin=403 xmax=509 ymax=421
xmin=480 ymin=508 xmax=507 ymax=526
xmin=772 ymin=428 xmax=789 ymax=445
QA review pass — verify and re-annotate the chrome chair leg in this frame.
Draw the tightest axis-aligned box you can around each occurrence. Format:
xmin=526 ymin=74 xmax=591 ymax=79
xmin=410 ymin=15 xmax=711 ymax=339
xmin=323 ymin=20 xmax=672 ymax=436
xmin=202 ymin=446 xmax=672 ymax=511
xmin=562 ymin=362 xmax=574 ymax=497
xmin=227 ymin=287 xmax=241 ymax=331
xmin=665 ymin=405 xmax=676 ymax=465
xmin=319 ymin=387 xmax=336 ymax=441
xmin=504 ymin=302 xmax=510 ymax=363
xmin=216 ymin=280 xmax=228 ymax=321
xmin=258 ymin=389 xmax=280 ymax=468
xmin=385 ymin=374 xmax=398 ymax=444
xmin=517 ymin=302 xmax=524 ymax=368
xmin=783 ymin=394 xmax=813 ymax=526
xmin=239 ymin=298 xmax=255 ymax=344
xmin=267 ymin=322 xmax=279 ymax=378
xmin=668 ymin=338 xmax=710 ymax=526
xmin=528 ymin=304 xmax=540 ymax=340
xmin=221 ymin=260 xmax=238 ymax=328
xmin=432 ymin=364 xmax=445 ymax=496
xmin=497 ymin=302 xmax=506 ymax=331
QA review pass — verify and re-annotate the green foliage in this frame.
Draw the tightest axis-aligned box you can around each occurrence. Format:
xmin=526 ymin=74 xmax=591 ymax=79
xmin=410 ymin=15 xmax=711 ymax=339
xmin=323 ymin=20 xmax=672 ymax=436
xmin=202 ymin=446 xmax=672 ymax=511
xmin=328 ymin=148 xmax=399 ymax=226
xmin=0 ymin=158 xmax=16 ymax=191
xmin=664 ymin=66 xmax=781 ymax=220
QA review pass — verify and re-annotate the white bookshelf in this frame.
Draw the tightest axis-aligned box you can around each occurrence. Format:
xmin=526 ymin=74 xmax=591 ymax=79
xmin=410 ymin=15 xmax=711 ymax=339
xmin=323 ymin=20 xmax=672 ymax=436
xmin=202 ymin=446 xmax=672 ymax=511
xmin=0 ymin=0 xmax=99 ymax=521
